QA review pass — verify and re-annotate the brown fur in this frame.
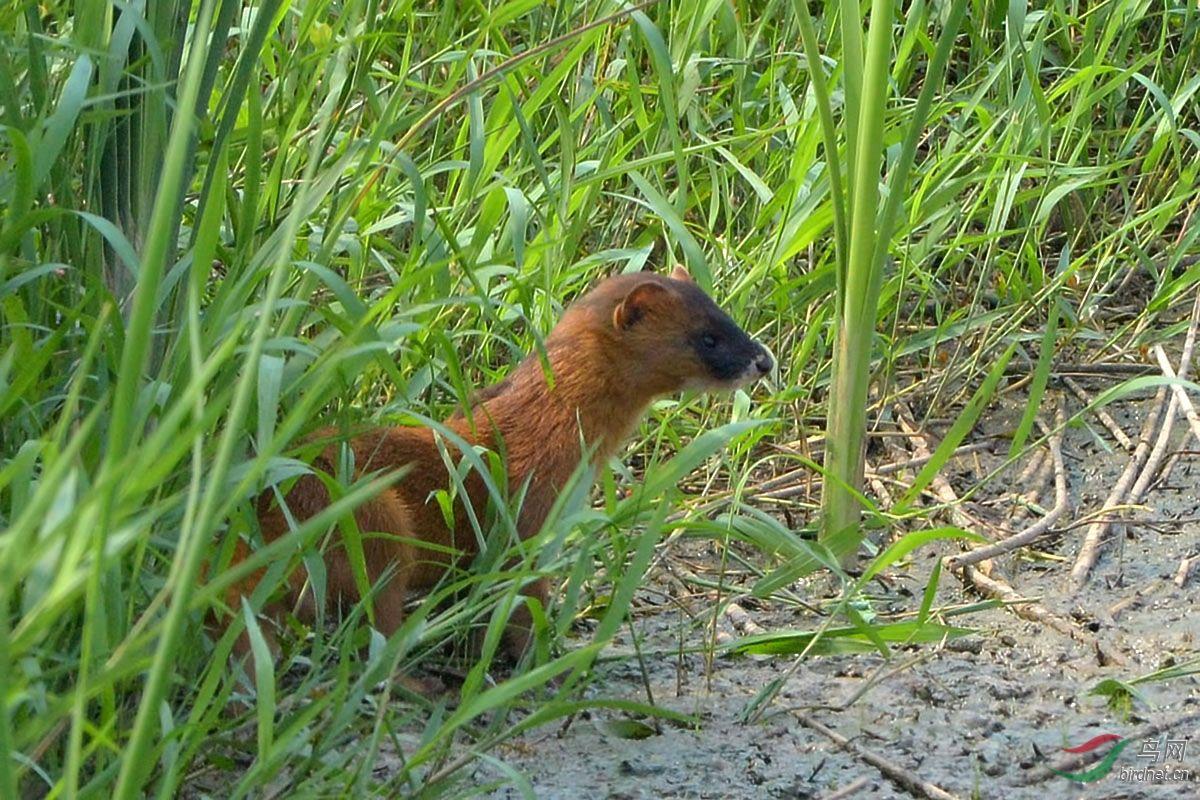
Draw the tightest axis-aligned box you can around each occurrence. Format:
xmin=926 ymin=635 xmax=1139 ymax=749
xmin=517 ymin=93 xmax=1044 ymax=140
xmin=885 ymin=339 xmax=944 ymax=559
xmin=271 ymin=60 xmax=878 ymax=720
xmin=222 ymin=266 xmax=768 ymax=665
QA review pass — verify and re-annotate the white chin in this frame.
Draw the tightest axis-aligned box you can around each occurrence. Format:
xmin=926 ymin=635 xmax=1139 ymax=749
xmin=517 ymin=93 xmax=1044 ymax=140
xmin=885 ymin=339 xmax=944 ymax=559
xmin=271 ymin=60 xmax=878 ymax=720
xmin=684 ymin=369 xmax=761 ymax=393
xmin=735 ymin=364 xmax=764 ymax=386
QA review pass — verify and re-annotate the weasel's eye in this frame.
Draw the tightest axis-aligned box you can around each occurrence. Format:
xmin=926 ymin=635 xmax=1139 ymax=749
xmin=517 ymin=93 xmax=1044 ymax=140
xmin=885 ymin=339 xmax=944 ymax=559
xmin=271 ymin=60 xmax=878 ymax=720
xmin=701 ymin=333 xmax=717 ymax=349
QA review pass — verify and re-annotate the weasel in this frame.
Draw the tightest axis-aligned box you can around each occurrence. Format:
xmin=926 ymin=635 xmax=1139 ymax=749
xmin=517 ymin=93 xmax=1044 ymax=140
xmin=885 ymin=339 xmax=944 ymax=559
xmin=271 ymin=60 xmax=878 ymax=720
xmin=224 ymin=266 xmax=772 ymax=664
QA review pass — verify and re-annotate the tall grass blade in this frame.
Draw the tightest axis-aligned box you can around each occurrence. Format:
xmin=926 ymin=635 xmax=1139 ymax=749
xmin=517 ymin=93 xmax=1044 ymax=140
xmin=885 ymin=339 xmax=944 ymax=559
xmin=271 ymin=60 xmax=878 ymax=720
xmin=820 ymin=0 xmax=967 ymax=559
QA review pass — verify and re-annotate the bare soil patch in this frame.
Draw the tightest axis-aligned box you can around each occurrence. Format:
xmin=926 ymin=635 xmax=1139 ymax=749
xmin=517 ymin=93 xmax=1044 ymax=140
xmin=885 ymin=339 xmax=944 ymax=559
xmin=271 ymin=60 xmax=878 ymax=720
xmin=479 ymin=386 xmax=1200 ymax=799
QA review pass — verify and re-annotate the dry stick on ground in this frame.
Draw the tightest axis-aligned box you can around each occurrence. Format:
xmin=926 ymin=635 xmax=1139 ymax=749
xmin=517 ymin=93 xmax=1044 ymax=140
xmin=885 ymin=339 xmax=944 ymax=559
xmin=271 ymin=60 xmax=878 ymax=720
xmin=1007 ymin=419 xmax=1055 ymax=522
xmin=1010 ymin=465 xmax=1051 ymax=523
xmin=964 ymin=563 xmax=1125 ymax=665
xmin=1108 ymin=576 xmax=1168 ymax=620
xmin=1128 ymin=393 xmax=1183 ymax=502
xmin=959 ymin=567 xmax=1074 ymax=638
xmin=865 ymin=457 xmax=896 ymax=508
xmin=894 ymin=404 xmax=1124 ymax=663
xmin=1013 ymin=445 xmax=1048 ymax=487
xmin=1067 ymin=387 xmax=1168 ymax=588
xmin=1158 ymin=445 xmax=1194 ymax=488
xmin=1005 ymin=361 xmax=1155 ymax=378
xmin=818 ymin=776 xmax=873 ymax=800
xmin=945 ymin=404 xmax=1069 ymax=571
xmin=1154 ymin=344 xmax=1200 ymax=444
xmin=793 ymin=712 xmax=961 ymax=800
xmin=1071 ymin=292 xmax=1200 ymax=588
xmin=1150 ymin=342 xmax=1200 ymax=490
xmin=893 ymin=405 xmax=992 ymax=535
xmin=722 ymin=601 xmax=765 ymax=637
xmin=678 ymin=440 xmax=996 ymax=519
xmin=869 ymin=440 xmax=995 ymax=477
xmin=1062 ymin=374 xmax=1134 ymax=450
xmin=1175 ymin=555 xmax=1199 ymax=588
xmin=1129 ymin=300 xmax=1200 ymax=505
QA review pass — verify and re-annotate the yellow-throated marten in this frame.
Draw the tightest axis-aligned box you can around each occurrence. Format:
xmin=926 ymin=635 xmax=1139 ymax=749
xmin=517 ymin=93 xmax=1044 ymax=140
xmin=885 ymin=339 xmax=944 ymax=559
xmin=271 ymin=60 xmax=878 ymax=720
xmin=224 ymin=266 xmax=772 ymax=666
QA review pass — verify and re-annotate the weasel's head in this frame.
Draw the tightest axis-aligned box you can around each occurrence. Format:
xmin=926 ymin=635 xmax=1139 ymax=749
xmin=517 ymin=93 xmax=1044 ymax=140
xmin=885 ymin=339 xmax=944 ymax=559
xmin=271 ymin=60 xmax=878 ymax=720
xmin=572 ymin=266 xmax=773 ymax=397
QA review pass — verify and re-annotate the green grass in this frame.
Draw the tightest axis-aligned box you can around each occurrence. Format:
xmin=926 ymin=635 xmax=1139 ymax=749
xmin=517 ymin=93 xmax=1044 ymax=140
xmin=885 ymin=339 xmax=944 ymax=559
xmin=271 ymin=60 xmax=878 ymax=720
xmin=2 ymin=0 xmax=1200 ymax=795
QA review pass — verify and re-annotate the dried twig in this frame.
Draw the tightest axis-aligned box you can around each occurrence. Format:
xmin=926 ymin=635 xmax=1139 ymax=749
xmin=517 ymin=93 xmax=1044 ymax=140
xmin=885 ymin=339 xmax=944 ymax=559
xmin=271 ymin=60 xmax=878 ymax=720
xmin=1009 ymin=452 xmax=1052 ymax=524
xmin=722 ymin=601 xmax=765 ymax=637
xmin=819 ymin=777 xmax=873 ymax=800
xmin=964 ymin=567 xmax=1124 ymax=665
xmin=865 ymin=458 xmax=896 ymax=508
xmin=1108 ymin=577 xmax=1166 ymax=620
xmin=894 ymin=405 xmax=991 ymax=534
xmin=673 ymin=439 xmax=997 ymax=521
xmin=1153 ymin=344 xmax=1200 ymax=445
xmin=1072 ymin=292 xmax=1200 ymax=589
xmin=1062 ymin=374 xmax=1133 ymax=450
xmin=1132 ymin=296 xmax=1200 ymax=504
xmin=893 ymin=404 xmax=1119 ymax=660
xmin=870 ymin=441 xmax=995 ymax=477
xmin=1129 ymin=394 xmax=1182 ymax=502
xmin=945 ymin=402 xmax=1069 ymax=571
xmin=793 ymin=711 xmax=961 ymax=800
xmin=1013 ymin=447 xmax=1049 ymax=493
xmin=1068 ymin=387 xmax=1168 ymax=588
xmin=1011 ymin=361 xmax=1155 ymax=377
xmin=961 ymin=567 xmax=1071 ymax=637
xmin=1175 ymin=555 xmax=1199 ymax=588
xmin=1146 ymin=341 xmax=1200 ymax=491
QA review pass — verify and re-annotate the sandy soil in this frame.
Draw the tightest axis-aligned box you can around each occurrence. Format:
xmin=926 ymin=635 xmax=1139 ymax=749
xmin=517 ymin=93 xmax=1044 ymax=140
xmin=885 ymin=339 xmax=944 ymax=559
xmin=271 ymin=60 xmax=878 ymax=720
xmin=474 ymin=386 xmax=1200 ymax=799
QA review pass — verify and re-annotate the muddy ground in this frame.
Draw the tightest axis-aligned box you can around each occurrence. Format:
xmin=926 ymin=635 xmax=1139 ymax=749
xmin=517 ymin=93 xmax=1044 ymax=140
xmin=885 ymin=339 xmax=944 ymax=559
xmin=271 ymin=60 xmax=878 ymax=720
xmin=474 ymin=383 xmax=1200 ymax=799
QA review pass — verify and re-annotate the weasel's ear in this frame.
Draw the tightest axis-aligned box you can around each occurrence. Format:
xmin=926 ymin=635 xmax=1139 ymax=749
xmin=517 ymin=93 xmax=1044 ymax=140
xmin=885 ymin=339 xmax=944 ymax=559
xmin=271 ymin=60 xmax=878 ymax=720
xmin=670 ymin=265 xmax=693 ymax=283
xmin=613 ymin=281 xmax=669 ymax=330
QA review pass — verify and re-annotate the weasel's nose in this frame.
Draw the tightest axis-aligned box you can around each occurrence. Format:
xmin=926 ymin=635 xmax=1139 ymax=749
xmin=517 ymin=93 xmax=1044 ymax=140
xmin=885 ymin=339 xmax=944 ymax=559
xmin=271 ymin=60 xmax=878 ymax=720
xmin=754 ymin=349 xmax=773 ymax=375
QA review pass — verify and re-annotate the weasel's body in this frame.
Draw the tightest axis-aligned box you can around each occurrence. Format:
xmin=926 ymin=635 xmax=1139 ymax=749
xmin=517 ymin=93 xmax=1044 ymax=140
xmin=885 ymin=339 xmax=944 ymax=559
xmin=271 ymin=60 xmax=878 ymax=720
xmin=228 ymin=267 xmax=771 ymax=659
